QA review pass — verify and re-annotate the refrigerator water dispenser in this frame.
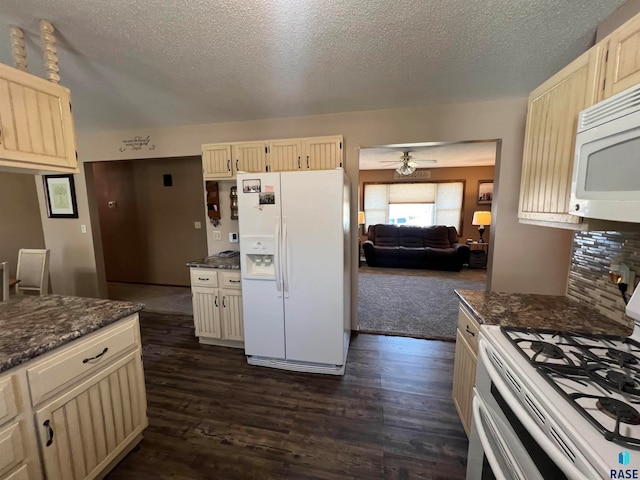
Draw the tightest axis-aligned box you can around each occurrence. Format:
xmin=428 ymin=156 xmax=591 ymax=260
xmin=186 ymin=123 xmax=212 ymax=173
xmin=241 ymin=236 xmax=276 ymax=279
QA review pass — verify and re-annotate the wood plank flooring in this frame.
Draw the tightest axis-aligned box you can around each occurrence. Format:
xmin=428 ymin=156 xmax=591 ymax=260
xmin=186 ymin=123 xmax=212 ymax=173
xmin=106 ymin=313 xmax=468 ymax=479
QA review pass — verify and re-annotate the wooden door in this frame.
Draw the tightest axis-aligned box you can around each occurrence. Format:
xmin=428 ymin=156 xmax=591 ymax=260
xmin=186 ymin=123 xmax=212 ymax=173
xmin=202 ymin=144 xmax=232 ymax=179
xmin=233 ymin=142 xmax=266 ymax=174
xmin=603 ymin=13 xmax=640 ymax=98
xmin=518 ymin=44 xmax=605 ymax=226
xmin=0 ymin=63 xmax=77 ymax=173
xmin=267 ymin=139 xmax=302 ymax=171
xmin=302 ymin=136 xmax=343 ymax=170
xmin=192 ymin=286 xmax=222 ymax=338
xmin=221 ymin=289 xmax=243 ymax=341
xmin=35 ymin=351 xmax=147 ymax=480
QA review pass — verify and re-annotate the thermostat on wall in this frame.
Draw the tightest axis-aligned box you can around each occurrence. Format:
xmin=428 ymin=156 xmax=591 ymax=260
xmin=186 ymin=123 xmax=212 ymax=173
xmin=229 ymin=232 xmax=239 ymax=243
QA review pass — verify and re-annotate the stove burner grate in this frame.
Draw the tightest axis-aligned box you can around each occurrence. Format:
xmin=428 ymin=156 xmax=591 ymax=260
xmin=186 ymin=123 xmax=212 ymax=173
xmin=606 ymin=348 xmax=639 ymax=366
xmin=531 ymin=341 xmax=565 ymax=359
xmin=596 ymin=397 xmax=640 ymax=425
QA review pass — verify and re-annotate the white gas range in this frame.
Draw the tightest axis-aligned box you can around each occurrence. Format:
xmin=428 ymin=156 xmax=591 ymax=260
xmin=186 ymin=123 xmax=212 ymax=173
xmin=466 ymin=290 xmax=640 ymax=480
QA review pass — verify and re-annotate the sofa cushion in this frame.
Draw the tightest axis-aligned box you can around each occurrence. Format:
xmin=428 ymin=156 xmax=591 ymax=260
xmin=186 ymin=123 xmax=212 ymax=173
xmin=447 ymin=226 xmax=459 ymax=245
xmin=423 ymin=225 xmax=452 ymax=248
xmin=398 ymin=226 xmax=425 ymax=248
xmin=371 ymin=224 xmax=399 ymax=247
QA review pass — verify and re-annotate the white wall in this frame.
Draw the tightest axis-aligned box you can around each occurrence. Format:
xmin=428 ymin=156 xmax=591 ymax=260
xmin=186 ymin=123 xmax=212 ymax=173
xmin=37 ymin=98 xmax=575 ymax=326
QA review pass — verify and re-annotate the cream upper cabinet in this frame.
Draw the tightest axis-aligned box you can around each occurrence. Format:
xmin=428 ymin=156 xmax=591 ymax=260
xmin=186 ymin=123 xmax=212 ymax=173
xmin=603 ymin=12 xmax=640 ymax=99
xmin=233 ymin=142 xmax=267 ymax=174
xmin=518 ymin=44 xmax=606 ymax=227
xmin=0 ymin=63 xmax=78 ymax=174
xmin=202 ymin=142 xmax=267 ymax=179
xmin=301 ymin=135 xmax=343 ymax=170
xmin=267 ymin=138 xmax=303 ymax=172
xmin=203 ymin=136 xmax=343 ymax=178
xmin=202 ymin=144 xmax=233 ymax=179
xmin=266 ymin=136 xmax=343 ymax=171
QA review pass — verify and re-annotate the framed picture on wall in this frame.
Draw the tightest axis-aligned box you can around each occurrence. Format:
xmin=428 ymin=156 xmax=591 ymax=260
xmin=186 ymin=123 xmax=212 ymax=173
xmin=43 ymin=174 xmax=79 ymax=218
xmin=478 ymin=180 xmax=493 ymax=205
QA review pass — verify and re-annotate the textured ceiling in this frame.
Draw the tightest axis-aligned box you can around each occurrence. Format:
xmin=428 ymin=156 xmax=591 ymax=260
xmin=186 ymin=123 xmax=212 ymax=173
xmin=0 ymin=0 xmax=626 ymax=132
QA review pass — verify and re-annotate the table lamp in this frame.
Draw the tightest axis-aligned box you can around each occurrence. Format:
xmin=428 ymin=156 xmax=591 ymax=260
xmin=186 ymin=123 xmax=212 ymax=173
xmin=472 ymin=211 xmax=491 ymax=243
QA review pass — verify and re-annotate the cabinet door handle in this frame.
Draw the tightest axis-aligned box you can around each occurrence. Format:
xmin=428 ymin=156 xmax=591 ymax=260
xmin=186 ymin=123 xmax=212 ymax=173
xmin=215 ymin=295 xmax=218 ymax=307
xmin=227 ymin=159 xmax=231 ymax=172
xmin=43 ymin=420 xmax=54 ymax=446
xmin=465 ymin=325 xmax=475 ymax=337
xmin=83 ymin=347 xmax=109 ymax=363
xmin=236 ymin=159 xmax=239 ymax=171
xmin=306 ymin=155 xmax=310 ymax=169
xmin=222 ymin=296 xmax=226 ymax=308
xmin=297 ymin=156 xmax=301 ymax=169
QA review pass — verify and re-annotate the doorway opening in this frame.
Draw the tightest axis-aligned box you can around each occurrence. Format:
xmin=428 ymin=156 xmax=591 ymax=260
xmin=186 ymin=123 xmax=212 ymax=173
xmin=86 ymin=156 xmax=207 ymax=315
xmin=357 ymin=140 xmax=498 ymax=340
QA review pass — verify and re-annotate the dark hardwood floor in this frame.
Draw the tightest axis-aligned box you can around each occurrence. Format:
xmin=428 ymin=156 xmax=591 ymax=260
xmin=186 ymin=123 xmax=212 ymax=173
xmin=106 ymin=312 xmax=468 ymax=479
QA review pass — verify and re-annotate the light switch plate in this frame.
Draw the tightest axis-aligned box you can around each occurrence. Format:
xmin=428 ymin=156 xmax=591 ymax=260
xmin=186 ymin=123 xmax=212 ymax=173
xmin=213 ymin=231 xmax=222 ymax=241
xmin=229 ymin=232 xmax=239 ymax=243
xmin=194 ymin=221 xmax=201 ymax=229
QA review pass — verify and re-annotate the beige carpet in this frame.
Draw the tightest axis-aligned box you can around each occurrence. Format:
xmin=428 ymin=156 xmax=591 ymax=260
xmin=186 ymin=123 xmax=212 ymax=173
xmin=357 ymin=266 xmax=486 ymax=340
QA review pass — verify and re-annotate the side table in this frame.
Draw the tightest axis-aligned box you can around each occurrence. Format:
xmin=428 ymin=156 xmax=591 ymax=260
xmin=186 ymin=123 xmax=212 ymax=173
xmin=467 ymin=241 xmax=489 ymax=269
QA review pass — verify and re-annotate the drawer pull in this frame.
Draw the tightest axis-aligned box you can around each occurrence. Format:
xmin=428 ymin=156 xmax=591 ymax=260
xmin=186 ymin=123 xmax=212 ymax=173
xmin=198 ymin=277 xmax=209 ymax=281
xmin=43 ymin=419 xmax=54 ymax=446
xmin=465 ymin=325 xmax=476 ymax=337
xmin=229 ymin=279 xmax=241 ymax=283
xmin=82 ymin=347 xmax=109 ymax=363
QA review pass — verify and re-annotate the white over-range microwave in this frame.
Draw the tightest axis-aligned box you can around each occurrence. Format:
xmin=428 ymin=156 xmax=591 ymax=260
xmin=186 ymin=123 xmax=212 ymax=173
xmin=570 ymin=82 xmax=640 ymax=223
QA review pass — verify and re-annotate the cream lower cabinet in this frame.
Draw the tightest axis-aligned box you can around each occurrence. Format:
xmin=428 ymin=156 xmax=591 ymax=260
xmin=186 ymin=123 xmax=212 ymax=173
xmin=35 ymin=351 xmax=146 ymax=480
xmin=0 ymin=313 xmax=147 ymax=480
xmin=452 ymin=303 xmax=480 ymax=437
xmin=0 ymin=63 xmax=78 ymax=174
xmin=190 ymin=268 xmax=244 ymax=347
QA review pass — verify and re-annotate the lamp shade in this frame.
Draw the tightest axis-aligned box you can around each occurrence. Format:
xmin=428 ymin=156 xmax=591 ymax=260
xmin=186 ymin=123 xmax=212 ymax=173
xmin=358 ymin=211 xmax=365 ymax=225
xmin=472 ymin=211 xmax=492 ymax=226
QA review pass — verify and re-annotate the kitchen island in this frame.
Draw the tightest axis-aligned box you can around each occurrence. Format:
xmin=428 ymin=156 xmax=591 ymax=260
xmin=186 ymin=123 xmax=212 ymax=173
xmin=0 ymin=295 xmax=147 ymax=480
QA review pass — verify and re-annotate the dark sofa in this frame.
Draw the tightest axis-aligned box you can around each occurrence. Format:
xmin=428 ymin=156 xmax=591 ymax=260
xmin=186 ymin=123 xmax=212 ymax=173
xmin=362 ymin=224 xmax=470 ymax=271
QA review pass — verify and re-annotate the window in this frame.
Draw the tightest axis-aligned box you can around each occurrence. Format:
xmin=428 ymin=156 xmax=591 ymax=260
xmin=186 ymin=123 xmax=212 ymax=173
xmin=363 ymin=182 xmax=464 ymax=231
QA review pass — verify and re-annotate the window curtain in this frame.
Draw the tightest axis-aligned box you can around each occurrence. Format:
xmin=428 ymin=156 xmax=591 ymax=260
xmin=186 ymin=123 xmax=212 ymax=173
xmin=364 ymin=182 xmax=463 ymax=231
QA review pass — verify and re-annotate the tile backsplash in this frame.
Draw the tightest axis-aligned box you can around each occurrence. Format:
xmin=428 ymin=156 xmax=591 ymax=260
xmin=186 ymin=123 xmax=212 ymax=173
xmin=568 ymin=231 xmax=640 ymax=326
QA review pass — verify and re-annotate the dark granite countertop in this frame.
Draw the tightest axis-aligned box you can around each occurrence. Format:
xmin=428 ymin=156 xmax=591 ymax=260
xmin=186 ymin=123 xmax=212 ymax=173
xmin=455 ymin=290 xmax=634 ymax=337
xmin=186 ymin=254 xmax=240 ymax=269
xmin=0 ymin=295 xmax=144 ymax=374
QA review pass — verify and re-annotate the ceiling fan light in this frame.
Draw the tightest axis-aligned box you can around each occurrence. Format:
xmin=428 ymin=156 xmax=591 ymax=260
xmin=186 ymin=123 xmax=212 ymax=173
xmin=396 ymin=163 xmax=415 ymax=175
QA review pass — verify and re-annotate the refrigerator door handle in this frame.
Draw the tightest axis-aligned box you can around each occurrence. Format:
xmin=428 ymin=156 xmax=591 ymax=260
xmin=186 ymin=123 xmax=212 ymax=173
xmin=274 ymin=217 xmax=283 ymax=296
xmin=282 ymin=216 xmax=290 ymax=297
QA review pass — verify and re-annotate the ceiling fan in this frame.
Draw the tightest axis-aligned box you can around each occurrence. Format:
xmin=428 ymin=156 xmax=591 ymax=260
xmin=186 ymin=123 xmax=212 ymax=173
xmin=379 ymin=151 xmax=437 ymax=175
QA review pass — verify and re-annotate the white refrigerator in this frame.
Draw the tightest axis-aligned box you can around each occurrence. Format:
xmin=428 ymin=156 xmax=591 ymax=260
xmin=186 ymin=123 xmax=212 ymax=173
xmin=237 ymin=169 xmax=351 ymax=375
